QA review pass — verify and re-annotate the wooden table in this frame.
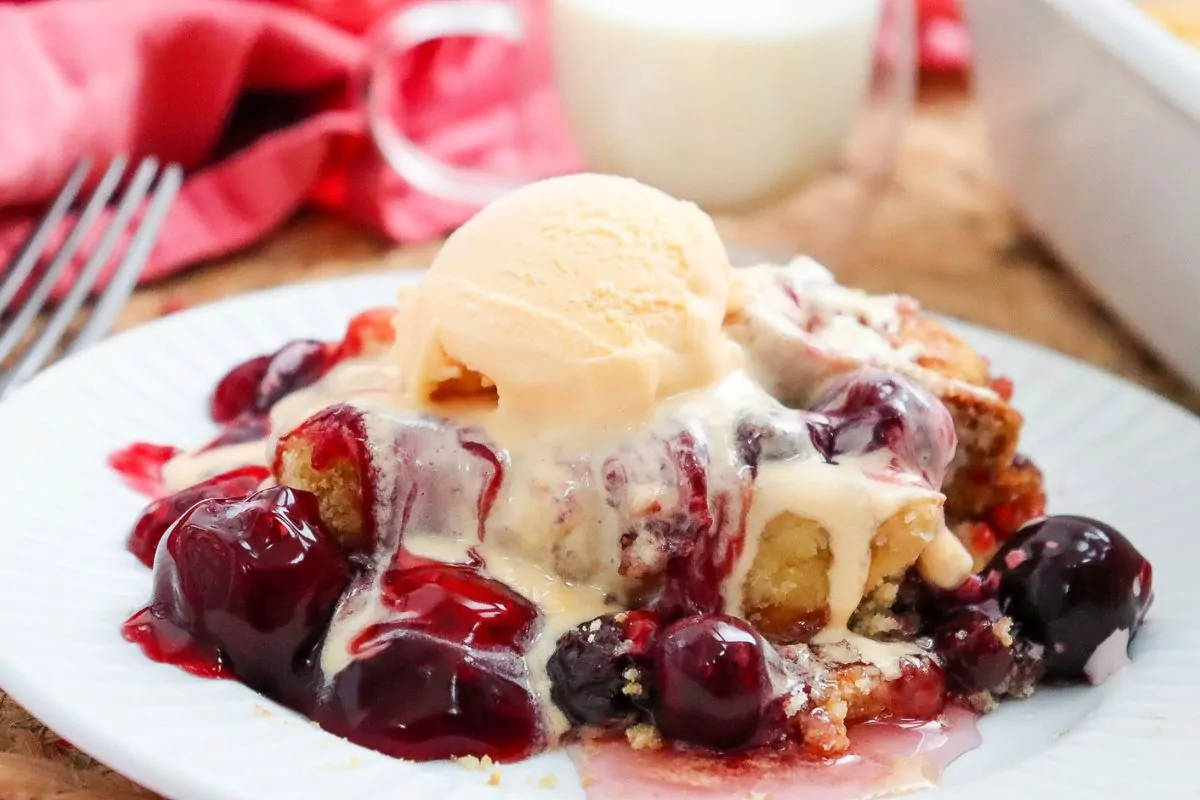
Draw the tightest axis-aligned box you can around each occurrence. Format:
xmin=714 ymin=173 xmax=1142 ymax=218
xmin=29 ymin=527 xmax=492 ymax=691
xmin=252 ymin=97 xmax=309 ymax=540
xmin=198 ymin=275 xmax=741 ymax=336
xmin=3 ymin=83 xmax=1197 ymax=800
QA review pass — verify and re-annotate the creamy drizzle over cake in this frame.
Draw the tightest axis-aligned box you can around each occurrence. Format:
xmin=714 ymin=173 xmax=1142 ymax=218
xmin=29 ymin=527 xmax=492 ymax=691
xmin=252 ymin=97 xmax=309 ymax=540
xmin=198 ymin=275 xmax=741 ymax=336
xmin=164 ymin=343 xmax=964 ymax=733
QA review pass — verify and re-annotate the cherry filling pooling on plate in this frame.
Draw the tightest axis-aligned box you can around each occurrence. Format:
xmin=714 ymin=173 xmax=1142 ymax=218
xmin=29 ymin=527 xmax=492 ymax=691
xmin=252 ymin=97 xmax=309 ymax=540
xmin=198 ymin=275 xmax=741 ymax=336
xmin=123 ymin=485 xmax=546 ymax=761
xmin=116 ymin=334 xmax=1155 ymax=764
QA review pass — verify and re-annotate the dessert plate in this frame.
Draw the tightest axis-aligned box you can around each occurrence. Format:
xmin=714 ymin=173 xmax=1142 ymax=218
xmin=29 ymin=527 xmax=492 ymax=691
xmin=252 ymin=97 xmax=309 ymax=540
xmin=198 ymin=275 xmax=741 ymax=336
xmin=0 ymin=272 xmax=1196 ymax=800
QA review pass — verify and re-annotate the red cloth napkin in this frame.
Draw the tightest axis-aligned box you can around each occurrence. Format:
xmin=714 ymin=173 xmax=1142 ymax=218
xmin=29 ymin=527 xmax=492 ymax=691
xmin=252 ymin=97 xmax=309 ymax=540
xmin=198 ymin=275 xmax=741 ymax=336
xmin=0 ymin=0 xmax=964 ymax=301
xmin=0 ymin=0 xmax=579 ymax=297
xmin=916 ymin=0 xmax=970 ymax=72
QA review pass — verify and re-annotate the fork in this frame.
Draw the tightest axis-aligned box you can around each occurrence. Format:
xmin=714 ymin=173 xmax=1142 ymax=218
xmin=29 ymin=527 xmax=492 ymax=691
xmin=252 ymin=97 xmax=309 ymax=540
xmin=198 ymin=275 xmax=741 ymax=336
xmin=0 ymin=156 xmax=183 ymax=399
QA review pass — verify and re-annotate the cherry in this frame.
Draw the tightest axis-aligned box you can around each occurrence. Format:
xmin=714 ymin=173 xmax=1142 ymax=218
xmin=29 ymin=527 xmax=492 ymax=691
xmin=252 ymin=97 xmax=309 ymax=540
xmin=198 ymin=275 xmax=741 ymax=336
xmin=126 ymin=465 xmax=270 ymax=567
xmin=336 ymin=306 xmax=396 ymax=360
xmin=315 ymin=563 xmax=542 ymax=761
xmin=933 ymin=603 xmax=1014 ymax=695
xmin=136 ymin=486 xmax=350 ymax=707
xmin=549 ymin=618 xmax=631 ymax=728
xmin=547 ymin=611 xmax=660 ymax=729
xmin=210 ymin=355 xmax=271 ymax=424
xmin=987 ymin=515 xmax=1153 ymax=681
xmin=209 ymin=340 xmax=335 ymax=425
xmin=377 ymin=564 xmax=540 ymax=651
xmin=810 ymin=369 xmax=956 ymax=488
xmin=806 ymin=416 xmax=836 ymax=462
xmin=652 ymin=615 xmax=771 ymax=751
xmin=108 ymin=442 xmax=181 ymax=497
xmin=319 ymin=626 xmax=543 ymax=762
xmin=892 ymin=572 xmax=1048 ymax=700
xmin=256 ymin=339 xmax=334 ymax=411
xmin=209 ymin=308 xmax=391 ymax=425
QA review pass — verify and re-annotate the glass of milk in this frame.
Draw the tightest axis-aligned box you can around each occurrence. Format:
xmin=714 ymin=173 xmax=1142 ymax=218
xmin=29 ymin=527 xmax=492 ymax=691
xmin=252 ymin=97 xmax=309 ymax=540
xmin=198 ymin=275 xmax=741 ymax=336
xmin=366 ymin=0 xmax=913 ymax=265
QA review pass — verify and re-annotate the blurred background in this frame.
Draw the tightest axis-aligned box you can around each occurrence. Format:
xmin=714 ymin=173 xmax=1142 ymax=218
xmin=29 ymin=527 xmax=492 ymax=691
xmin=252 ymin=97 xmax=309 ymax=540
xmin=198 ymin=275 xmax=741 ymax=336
xmin=2 ymin=0 xmax=1199 ymax=406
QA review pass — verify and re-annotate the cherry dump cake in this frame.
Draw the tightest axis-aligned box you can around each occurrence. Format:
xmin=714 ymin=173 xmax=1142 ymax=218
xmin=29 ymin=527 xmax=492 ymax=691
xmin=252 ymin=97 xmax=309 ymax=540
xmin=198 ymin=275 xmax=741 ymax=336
xmin=113 ymin=175 xmax=1153 ymax=797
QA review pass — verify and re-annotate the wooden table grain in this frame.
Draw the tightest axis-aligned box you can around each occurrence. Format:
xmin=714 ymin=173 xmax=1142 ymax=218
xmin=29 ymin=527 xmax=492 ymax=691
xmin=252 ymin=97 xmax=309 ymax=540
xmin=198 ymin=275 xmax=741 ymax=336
xmin=2 ymin=84 xmax=1196 ymax=800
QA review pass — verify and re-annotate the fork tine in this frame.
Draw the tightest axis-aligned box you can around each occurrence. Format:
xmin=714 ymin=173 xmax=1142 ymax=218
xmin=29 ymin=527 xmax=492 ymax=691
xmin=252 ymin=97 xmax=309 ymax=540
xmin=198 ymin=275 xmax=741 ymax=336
xmin=0 ymin=156 xmax=127 ymax=366
xmin=0 ymin=158 xmax=92 ymax=316
xmin=0 ymin=159 xmax=160 ymax=395
xmin=69 ymin=163 xmax=183 ymax=354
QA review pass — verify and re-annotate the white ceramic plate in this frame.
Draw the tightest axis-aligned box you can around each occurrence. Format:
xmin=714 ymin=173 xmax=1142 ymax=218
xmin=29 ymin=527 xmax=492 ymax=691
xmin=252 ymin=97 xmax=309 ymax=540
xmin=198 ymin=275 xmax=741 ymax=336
xmin=0 ymin=272 xmax=1197 ymax=800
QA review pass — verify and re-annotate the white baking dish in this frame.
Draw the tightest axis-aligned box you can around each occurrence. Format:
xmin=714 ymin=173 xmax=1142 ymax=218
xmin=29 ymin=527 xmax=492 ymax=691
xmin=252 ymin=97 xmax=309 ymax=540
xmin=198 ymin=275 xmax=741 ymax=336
xmin=967 ymin=0 xmax=1200 ymax=390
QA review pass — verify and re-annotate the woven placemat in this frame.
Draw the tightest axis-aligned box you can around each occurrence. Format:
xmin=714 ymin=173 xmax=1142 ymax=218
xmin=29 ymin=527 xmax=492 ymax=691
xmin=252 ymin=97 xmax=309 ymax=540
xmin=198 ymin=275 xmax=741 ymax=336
xmin=3 ymin=82 xmax=1196 ymax=800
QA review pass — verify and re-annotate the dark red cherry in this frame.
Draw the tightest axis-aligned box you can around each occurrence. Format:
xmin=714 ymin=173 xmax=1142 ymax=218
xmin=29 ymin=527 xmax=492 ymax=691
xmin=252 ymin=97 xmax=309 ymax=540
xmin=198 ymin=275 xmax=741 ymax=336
xmin=210 ymin=355 xmax=271 ymax=424
xmin=108 ymin=442 xmax=181 ymax=497
xmin=256 ymin=339 xmax=334 ymax=411
xmin=377 ymin=564 xmax=539 ymax=651
xmin=210 ymin=340 xmax=335 ymax=424
xmin=987 ymin=515 xmax=1153 ymax=682
xmin=140 ymin=486 xmax=350 ymax=706
xmin=318 ymin=626 xmax=543 ymax=762
xmin=547 ymin=612 xmax=660 ymax=728
xmin=810 ymin=369 xmax=956 ymax=488
xmin=933 ymin=603 xmax=1014 ymax=695
xmin=126 ymin=465 xmax=270 ymax=567
xmin=652 ymin=615 xmax=771 ymax=751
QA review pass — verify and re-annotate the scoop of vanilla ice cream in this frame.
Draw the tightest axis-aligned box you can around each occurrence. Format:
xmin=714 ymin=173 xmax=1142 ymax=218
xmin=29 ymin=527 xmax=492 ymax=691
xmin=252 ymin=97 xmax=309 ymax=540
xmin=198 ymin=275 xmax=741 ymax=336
xmin=396 ymin=174 xmax=740 ymax=424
